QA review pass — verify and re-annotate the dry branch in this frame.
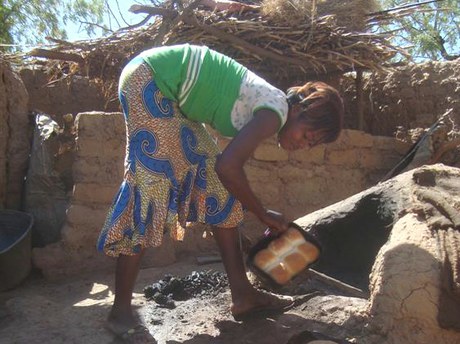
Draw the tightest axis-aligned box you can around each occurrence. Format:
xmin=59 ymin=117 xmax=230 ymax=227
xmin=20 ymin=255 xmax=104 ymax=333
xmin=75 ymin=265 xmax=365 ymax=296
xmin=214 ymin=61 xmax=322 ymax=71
xmin=28 ymin=48 xmax=84 ymax=64
xmin=8 ymin=0 xmax=418 ymax=88
xmin=129 ymin=4 xmax=178 ymax=18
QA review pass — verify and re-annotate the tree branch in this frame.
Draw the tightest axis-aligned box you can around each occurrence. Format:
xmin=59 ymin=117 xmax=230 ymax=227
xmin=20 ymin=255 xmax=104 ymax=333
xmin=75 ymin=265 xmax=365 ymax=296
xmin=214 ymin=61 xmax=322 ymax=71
xmin=104 ymin=0 xmax=122 ymax=29
xmin=435 ymin=34 xmax=460 ymax=61
xmin=368 ymin=0 xmax=442 ymax=16
xmin=28 ymin=48 xmax=84 ymax=64
xmin=78 ymin=21 xmax=112 ymax=33
xmin=128 ymin=0 xmax=201 ymax=47
xmin=129 ymin=5 xmax=178 ymax=19
xmin=117 ymin=14 xmax=154 ymax=31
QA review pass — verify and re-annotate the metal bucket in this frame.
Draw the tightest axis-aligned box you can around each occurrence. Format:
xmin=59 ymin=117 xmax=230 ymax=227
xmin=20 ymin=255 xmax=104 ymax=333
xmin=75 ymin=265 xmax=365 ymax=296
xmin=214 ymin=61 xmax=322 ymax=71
xmin=0 ymin=210 xmax=34 ymax=291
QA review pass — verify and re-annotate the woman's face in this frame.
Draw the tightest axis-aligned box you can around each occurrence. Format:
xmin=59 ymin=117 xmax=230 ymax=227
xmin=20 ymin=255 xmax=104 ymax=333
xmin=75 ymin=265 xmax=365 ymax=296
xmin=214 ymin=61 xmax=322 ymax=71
xmin=278 ymin=108 xmax=323 ymax=151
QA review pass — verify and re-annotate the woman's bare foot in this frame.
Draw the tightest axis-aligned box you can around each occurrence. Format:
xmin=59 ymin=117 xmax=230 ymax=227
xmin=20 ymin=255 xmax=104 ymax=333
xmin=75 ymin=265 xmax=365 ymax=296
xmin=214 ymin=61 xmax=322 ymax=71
xmin=211 ymin=226 xmax=294 ymax=321
xmin=230 ymin=288 xmax=294 ymax=321
xmin=105 ymin=309 xmax=156 ymax=343
xmin=107 ymin=307 xmax=138 ymax=330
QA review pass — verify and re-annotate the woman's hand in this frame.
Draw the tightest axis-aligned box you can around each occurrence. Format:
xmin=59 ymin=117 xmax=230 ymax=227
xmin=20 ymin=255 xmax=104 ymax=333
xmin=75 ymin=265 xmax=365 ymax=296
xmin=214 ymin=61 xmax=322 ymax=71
xmin=260 ymin=209 xmax=290 ymax=236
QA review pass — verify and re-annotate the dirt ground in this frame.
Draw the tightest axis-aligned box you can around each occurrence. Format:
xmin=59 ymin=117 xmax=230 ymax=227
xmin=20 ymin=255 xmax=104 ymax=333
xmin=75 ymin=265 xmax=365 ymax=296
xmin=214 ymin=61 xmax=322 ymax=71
xmin=0 ymin=258 xmax=365 ymax=344
xmin=0 ymin=259 xmax=220 ymax=344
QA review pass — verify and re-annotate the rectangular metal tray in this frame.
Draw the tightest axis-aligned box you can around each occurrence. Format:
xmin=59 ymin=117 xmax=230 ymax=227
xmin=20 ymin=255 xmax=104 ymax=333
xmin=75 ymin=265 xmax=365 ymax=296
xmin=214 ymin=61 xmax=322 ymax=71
xmin=246 ymin=222 xmax=322 ymax=288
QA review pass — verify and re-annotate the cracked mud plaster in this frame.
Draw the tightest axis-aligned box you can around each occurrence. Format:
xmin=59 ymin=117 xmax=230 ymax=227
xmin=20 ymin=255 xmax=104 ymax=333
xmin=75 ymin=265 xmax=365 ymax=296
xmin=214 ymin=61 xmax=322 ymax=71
xmin=366 ymin=165 xmax=460 ymax=344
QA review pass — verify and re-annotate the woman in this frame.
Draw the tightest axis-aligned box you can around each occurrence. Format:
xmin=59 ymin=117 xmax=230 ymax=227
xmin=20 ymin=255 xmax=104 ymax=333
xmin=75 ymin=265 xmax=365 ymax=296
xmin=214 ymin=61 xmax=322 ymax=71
xmin=98 ymin=43 xmax=344 ymax=343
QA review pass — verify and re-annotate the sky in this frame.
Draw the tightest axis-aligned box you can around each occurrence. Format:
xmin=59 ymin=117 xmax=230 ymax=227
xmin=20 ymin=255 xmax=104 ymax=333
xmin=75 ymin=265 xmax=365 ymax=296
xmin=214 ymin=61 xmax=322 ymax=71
xmin=66 ymin=0 xmax=147 ymax=42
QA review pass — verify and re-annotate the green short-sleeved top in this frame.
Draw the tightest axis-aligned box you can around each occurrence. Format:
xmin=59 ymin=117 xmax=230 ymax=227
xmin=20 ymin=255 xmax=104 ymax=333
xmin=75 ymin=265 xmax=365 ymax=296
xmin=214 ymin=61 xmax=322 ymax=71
xmin=140 ymin=44 xmax=287 ymax=137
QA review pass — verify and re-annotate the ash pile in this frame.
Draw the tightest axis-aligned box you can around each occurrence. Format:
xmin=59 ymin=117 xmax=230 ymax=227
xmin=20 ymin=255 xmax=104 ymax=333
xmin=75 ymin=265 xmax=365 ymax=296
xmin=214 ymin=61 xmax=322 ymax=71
xmin=143 ymin=270 xmax=229 ymax=308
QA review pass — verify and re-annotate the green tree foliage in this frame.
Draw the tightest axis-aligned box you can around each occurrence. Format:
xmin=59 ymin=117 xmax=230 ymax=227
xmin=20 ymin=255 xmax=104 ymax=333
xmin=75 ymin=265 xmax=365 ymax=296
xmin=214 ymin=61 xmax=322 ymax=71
xmin=0 ymin=1 xmax=13 ymax=46
xmin=1 ymin=0 xmax=105 ymax=51
xmin=378 ymin=0 xmax=460 ymax=61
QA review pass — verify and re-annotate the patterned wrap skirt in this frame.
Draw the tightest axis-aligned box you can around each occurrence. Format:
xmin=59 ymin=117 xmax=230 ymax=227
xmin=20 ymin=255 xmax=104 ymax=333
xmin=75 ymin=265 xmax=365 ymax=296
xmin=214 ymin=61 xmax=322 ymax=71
xmin=97 ymin=57 xmax=244 ymax=257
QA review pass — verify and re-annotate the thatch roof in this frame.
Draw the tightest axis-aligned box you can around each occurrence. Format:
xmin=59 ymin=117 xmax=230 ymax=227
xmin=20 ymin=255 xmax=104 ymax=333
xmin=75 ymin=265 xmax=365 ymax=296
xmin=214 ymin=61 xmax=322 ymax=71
xmin=13 ymin=0 xmax=408 ymax=86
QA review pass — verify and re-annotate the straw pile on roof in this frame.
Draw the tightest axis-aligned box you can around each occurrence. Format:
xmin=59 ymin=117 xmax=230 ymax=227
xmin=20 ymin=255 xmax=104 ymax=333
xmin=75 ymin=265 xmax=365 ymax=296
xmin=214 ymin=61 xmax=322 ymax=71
xmin=260 ymin=0 xmax=379 ymax=31
xmin=18 ymin=0 xmax=406 ymax=86
xmin=163 ymin=0 xmax=393 ymax=81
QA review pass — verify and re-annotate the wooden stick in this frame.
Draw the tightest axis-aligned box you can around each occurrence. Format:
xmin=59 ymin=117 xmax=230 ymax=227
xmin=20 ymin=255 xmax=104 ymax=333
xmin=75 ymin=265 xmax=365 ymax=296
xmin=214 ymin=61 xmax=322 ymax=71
xmin=182 ymin=14 xmax=308 ymax=67
xmin=309 ymin=269 xmax=369 ymax=299
xmin=28 ymin=49 xmax=84 ymax=64
xmin=356 ymin=69 xmax=364 ymax=130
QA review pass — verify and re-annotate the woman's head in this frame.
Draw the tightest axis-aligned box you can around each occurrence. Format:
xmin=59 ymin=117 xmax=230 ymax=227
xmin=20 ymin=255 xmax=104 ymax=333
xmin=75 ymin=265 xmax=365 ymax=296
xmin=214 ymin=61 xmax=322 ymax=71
xmin=278 ymin=81 xmax=344 ymax=151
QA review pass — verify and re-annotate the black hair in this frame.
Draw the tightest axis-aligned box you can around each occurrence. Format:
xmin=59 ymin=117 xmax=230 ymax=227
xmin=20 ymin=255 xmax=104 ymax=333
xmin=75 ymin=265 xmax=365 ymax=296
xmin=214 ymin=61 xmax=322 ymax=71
xmin=286 ymin=81 xmax=344 ymax=144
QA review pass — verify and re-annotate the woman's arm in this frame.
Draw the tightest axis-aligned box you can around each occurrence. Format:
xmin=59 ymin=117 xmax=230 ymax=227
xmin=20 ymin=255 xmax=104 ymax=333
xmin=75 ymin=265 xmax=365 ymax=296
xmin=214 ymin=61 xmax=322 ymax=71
xmin=215 ymin=109 xmax=289 ymax=233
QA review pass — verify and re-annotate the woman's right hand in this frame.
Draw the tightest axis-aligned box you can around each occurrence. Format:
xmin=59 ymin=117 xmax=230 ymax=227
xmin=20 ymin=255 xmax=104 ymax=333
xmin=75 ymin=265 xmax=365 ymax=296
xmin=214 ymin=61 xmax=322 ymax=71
xmin=260 ymin=209 xmax=290 ymax=236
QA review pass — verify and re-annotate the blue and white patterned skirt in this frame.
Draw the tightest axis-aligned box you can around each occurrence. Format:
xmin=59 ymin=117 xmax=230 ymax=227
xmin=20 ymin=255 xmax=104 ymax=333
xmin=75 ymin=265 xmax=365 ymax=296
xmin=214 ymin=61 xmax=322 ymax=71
xmin=97 ymin=57 xmax=244 ymax=257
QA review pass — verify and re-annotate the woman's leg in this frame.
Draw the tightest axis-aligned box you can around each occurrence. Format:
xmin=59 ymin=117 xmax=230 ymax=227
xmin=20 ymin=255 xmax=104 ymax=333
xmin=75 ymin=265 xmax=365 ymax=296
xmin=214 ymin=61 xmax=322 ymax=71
xmin=212 ymin=226 xmax=293 ymax=317
xmin=106 ymin=250 xmax=158 ymax=343
xmin=108 ymin=250 xmax=145 ymax=330
xmin=212 ymin=226 xmax=253 ymax=299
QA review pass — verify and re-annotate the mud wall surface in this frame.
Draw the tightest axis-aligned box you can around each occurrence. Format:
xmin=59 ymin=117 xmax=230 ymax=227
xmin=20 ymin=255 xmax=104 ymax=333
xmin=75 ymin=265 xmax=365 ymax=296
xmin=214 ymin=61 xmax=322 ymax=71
xmin=0 ymin=59 xmax=30 ymax=209
xmin=343 ymin=60 xmax=460 ymax=136
xmin=20 ymin=68 xmax=119 ymax=124
xmin=32 ymin=111 xmax=410 ymax=278
xmin=20 ymin=60 xmax=460 ymax=138
xmin=366 ymin=165 xmax=460 ymax=343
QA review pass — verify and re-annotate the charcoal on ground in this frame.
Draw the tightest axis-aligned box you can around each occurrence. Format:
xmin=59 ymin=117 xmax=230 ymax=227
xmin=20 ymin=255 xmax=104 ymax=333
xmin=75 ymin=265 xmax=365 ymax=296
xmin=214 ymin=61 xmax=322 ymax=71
xmin=143 ymin=270 xmax=229 ymax=308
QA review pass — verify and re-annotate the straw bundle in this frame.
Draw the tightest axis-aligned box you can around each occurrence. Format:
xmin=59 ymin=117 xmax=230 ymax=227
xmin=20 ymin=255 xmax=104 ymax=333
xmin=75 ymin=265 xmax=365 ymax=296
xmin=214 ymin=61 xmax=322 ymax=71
xmin=17 ymin=0 xmax=405 ymax=87
xmin=260 ymin=0 xmax=380 ymax=31
xmin=163 ymin=5 xmax=400 ymax=82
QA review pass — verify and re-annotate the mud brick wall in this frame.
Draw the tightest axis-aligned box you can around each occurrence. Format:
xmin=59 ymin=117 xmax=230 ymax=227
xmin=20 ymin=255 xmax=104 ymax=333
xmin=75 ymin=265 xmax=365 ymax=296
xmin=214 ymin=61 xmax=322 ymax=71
xmin=32 ymin=111 xmax=410 ymax=278
xmin=344 ymin=60 xmax=460 ymax=136
xmin=63 ymin=112 xmax=126 ymax=249
xmin=20 ymin=60 xmax=460 ymax=139
xmin=0 ymin=59 xmax=30 ymax=209
xmin=20 ymin=68 xmax=119 ymax=125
